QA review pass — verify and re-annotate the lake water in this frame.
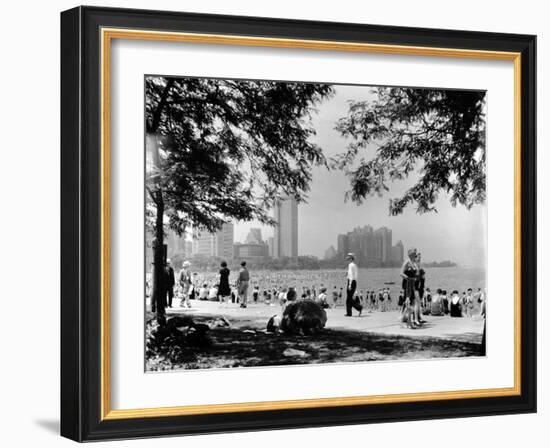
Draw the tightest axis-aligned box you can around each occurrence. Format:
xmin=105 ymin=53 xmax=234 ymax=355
xmin=354 ymin=266 xmax=486 ymax=294
xmin=191 ymin=266 xmax=486 ymax=297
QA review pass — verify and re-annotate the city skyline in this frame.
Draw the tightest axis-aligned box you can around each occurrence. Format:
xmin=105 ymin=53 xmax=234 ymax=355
xmin=153 ymin=220 xmax=406 ymax=266
xmin=336 ymin=225 xmax=404 ymax=267
xmin=234 ymin=85 xmax=486 ymax=267
xmin=147 ymin=86 xmax=486 ymax=268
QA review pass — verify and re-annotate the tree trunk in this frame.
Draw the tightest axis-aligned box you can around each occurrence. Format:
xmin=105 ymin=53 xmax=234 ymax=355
xmin=151 ymin=193 xmax=166 ymax=326
xmin=147 ymin=79 xmax=174 ymax=326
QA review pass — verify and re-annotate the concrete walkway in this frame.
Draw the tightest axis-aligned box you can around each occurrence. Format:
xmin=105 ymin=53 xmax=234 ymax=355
xmin=159 ymin=299 xmax=485 ymax=344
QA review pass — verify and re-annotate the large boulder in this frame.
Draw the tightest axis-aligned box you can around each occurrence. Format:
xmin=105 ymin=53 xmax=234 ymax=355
xmin=280 ymin=300 xmax=327 ymax=335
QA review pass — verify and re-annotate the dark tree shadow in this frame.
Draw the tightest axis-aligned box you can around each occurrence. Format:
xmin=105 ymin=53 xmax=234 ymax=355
xmin=146 ymin=312 xmax=483 ymax=371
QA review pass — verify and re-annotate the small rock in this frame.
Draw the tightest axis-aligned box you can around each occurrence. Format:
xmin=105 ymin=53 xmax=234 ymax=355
xmin=283 ymin=348 xmax=308 ymax=358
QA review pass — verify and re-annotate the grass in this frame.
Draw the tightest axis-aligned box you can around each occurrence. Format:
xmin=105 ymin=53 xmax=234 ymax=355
xmin=145 ymin=312 xmax=483 ymax=371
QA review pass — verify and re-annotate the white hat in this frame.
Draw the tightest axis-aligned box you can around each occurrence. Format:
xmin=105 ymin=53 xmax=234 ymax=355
xmin=183 ymin=261 xmax=190 ymax=267
xmin=346 ymin=253 xmax=355 ymax=259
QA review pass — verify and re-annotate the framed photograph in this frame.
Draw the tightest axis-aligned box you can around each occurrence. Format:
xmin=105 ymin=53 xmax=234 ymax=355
xmin=60 ymin=6 xmax=536 ymax=442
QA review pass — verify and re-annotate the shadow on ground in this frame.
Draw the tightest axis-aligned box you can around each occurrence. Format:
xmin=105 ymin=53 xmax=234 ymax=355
xmin=146 ymin=312 xmax=483 ymax=371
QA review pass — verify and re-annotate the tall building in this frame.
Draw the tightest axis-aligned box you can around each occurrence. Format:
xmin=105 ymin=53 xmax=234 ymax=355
xmin=192 ymin=223 xmax=234 ymax=261
xmin=391 ymin=240 xmax=404 ymax=266
xmin=273 ymin=198 xmax=298 ymax=258
xmin=335 ymin=225 xmax=399 ymax=267
xmin=374 ymin=227 xmax=392 ymax=266
xmin=337 ymin=226 xmax=374 ymax=265
xmin=245 ymin=228 xmax=263 ymax=244
xmin=348 ymin=230 xmax=362 ymax=262
xmin=337 ymin=234 xmax=349 ymax=257
xmin=361 ymin=225 xmax=375 ymax=266
xmin=267 ymin=236 xmax=274 ymax=257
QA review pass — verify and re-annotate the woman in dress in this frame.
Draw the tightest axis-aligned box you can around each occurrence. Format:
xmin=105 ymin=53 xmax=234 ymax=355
xmin=415 ymin=253 xmax=426 ymax=323
xmin=217 ymin=261 xmax=231 ymax=304
xmin=400 ymin=248 xmax=421 ymax=327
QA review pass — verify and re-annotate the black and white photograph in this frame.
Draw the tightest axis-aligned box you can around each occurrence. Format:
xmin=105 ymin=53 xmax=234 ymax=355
xmin=144 ymin=76 xmax=487 ymax=371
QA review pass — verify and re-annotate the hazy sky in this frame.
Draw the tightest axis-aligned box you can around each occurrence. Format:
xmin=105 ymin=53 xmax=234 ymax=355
xmin=234 ymin=85 xmax=487 ymax=267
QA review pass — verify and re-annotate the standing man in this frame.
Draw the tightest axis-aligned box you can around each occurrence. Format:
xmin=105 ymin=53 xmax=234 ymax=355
xmin=164 ymin=259 xmax=175 ymax=308
xmin=345 ymin=253 xmax=362 ymax=316
xmin=178 ymin=261 xmax=192 ymax=308
xmin=237 ymin=261 xmax=250 ymax=308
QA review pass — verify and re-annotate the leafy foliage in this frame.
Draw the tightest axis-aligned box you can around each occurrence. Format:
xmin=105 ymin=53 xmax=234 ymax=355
xmin=146 ymin=76 xmax=334 ymax=235
xmin=334 ymin=87 xmax=486 ymax=215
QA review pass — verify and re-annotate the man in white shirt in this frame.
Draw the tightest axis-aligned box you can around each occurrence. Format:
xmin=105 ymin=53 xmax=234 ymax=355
xmin=345 ymin=253 xmax=362 ymax=317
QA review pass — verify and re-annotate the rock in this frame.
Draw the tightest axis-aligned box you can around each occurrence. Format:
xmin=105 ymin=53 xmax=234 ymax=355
xmin=283 ymin=348 xmax=308 ymax=357
xmin=280 ymin=300 xmax=327 ymax=335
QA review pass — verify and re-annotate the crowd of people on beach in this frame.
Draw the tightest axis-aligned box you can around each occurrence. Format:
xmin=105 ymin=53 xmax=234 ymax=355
xmin=147 ymin=249 xmax=486 ymax=330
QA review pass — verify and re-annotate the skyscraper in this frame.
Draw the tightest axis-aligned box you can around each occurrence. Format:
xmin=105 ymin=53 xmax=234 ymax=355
xmin=337 ymin=234 xmax=349 ymax=257
xmin=391 ymin=240 xmax=404 ymax=266
xmin=245 ymin=228 xmax=263 ymax=244
xmin=267 ymin=237 xmax=274 ymax=257
xmin=374 ymin=227 xmax=392 ymax=266
xmin=336 ymin=225 xmax=399 ymax=267
xmin=273 ymin=197 xmax=298 ymax=258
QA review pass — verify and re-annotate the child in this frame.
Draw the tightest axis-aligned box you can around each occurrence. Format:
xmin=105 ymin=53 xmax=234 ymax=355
xmin=332 ymin=286 xmax=339 ymax=308
xmin=429 ymin=289 xmax=444 ymax=316
xmin=466 ymin=288 xmax=475 ymax=317
xmin=278 ymin=288 xmax=288 ymax=307
xmin=370 ymin=291 xmax=377 ymax=310
xmin=208 ymin=284 xmax=218 ymax=301
xmin=379 ymin=289 xmax=386 ymax=312
xmin=400 ymin=295 xmax=415 ymax=329
xmin=198 ymin=283 xmax=208 ymax=301
xmin=441 ymin=290 xmax=449 ymax=314
xmin=286 ymin=286 xmax=297 ymax=302
xmin=382 ymin=288 xmax=389 ymax=312
xmin=317 ymin=287 xmax=329 ymax=309
xmin=352 ymin=290 xmax=363 ymax=315
xmin=450 ymin=290 xmax=463 ymax=317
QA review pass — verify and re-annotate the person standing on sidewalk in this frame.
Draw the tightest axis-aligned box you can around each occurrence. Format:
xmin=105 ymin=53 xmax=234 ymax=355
xmin=164 ymin=259 xmax=175 ymax=308
xmin=178 ymin=261 xmax=192 ymax=308
xmin=345 ymin=253 xmax=362 ymax=317
xmin=237 ymin=261 xmax=250 ymax=308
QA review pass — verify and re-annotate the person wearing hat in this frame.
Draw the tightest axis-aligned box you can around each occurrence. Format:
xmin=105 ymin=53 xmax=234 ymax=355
xmin=237 ymin=260 xmax=250 ymax=308
xmin=345 ymin=253 xmax=362 ymax=317
xmin=164 ymin=258 xmax=175 ymax=308
xmin=178 ymin=261 xmax=192 ymax=308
